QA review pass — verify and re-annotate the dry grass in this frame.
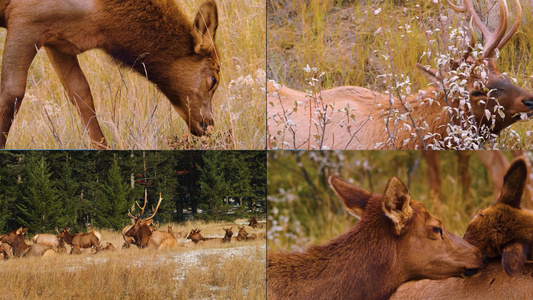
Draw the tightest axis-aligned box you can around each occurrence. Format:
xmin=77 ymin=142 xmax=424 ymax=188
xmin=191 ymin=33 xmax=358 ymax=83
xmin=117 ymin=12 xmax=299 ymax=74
xmin=1 ymin=0 xmax=266 ymax=150
xmin=0 ymin=222 xmax=266 ymax=299
xmin=267 ymin=0 xmax=533 ymax=149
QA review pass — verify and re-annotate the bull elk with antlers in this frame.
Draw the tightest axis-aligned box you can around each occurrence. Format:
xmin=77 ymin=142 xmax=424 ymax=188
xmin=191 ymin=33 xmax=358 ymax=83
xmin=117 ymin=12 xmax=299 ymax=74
xmin=124 ymin=193 xmax=178 ymax=249
xmin=0 ymin=0 xmax=220 ymax=149
xmin=268 ymin=0 xmax=533 ymax=150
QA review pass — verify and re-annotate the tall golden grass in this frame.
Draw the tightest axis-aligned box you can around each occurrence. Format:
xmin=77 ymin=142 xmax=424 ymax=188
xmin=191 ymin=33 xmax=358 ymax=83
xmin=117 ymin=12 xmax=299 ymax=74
xmin=1 ymin=0 xmax=265 ymax=150
xmin=267 ymin=151 xmax=527 ymax=251
xmin=267 ymin=0 xmax=533 ymax=148
xmin=0 ymin=221 xmax=266 ymax=299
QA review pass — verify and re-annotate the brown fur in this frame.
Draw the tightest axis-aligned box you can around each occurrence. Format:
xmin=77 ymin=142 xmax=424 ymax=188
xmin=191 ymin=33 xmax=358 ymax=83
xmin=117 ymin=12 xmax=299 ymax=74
xmin=267 ymin=175 xmax=485 ymax=300
xmin=168 ymin=225 xmax=187 ymax=239
xmin=125 ymin=219 xmax=177 ymax=249
xmin=236 ymin=226 xmax=256 ymax=241
xmin=0 ymin=227 xmax=54 ymax=258
xmin=268 ymin=63 xmax=533 ymax=150
xmin=222 ymin=227 xmax=233 ymax=243
xmin=391 ymin=259 xmax=533 ymax=299
xmin=0 ymin=0 xmax=220 ymax=149
xmin=248 ymin=217 xmax=263 ymax=228
xmin=58 ymin=228 xmax=100 ymax=253
xmin=463 ymin=157 xmax=533 ymax=277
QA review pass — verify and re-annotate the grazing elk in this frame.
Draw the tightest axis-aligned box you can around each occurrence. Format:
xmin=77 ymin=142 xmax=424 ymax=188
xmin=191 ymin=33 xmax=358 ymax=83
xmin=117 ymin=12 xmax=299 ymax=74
xmin=236 ymin=226 xmax=256 ymax=241
xmin=268 ymin=0 xmax=533 ymax=150
xmin=222 ymin=227 xmax=233 ymax=243
xmin=0 ymin=227 xmax=55 ymax=258
xmin=0 ymin=0 xmax=220 ymax=149
xmin=267 ymin=175 xmax=485 ymax=300
xmin=391 ymin=157 xmax=533 ymax=299
xmin=248 ymin=217 xmax=263 ymax=228
xmin=124 ymin=194 xmax=178 ymax=249
xmin=58 ymin=228 xmax=100 ymax=254
xmin=168 ymin=225 xmax=187 ymax=239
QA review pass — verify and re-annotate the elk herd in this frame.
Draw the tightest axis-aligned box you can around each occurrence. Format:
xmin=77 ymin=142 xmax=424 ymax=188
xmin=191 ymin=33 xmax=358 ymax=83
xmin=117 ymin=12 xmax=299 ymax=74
xmin=0 ymin=193 xmax=265 ymax=260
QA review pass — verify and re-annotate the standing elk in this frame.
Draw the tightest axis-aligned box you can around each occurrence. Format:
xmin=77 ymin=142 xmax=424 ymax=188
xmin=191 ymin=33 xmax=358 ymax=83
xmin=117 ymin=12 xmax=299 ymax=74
xmin=268 ymin=0 xmax=533 ymax=150
xmin=267 ymin=174 xmax=485 ymax=300
xmin=0 ymin=0 xmax=220 ymax=149
xmin=0 ymin=227 xmax=55 ymax=258
xmin=391 ymin=156 xmax=533 ymax=299
xmin=57 ymin=228 xmax=100 ymax=254
xmin=124 ymin=194 xmax=178 ymax=249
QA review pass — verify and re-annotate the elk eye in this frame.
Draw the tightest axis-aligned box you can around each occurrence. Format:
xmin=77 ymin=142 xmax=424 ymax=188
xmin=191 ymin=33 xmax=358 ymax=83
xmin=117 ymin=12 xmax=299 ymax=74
xmin=210 ymin=76 xmax=217 ymax=90
xmin=471 ymin=91 xmax=486 ymax=97
xmin=432 ymin=227 xmax=443 ymax=237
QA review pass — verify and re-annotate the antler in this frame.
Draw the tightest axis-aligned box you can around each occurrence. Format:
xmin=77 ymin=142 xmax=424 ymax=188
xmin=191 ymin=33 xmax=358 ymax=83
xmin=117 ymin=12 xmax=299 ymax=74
xmin=445 ymin=0 xmax=521 ymax=59
xmin=143 ymin=193 xmax=162 ymax=222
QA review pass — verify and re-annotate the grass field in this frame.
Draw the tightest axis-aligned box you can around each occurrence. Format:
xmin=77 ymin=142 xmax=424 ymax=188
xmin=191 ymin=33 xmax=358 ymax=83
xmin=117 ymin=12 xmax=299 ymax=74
xmin=0 ymin=220 xmax=266 ymax=299
xmin=267 ymin=0 xmax=533 ymax=149
xmin=267 ymin=151 xmax=531 ymax=251
xmin=1 ymin=0 xmax=265 ymax=150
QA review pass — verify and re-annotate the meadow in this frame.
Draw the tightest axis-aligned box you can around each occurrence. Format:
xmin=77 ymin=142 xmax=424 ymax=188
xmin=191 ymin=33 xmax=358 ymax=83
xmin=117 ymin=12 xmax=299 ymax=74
xmin=267 ymin=151 xmax=530 ymax=251
xmin=0 ymin=220 xmax=266 ymax=299
xmin=1 ymin=0 xmax=266 ymax=150
xmin=267 ymin=0 xmax=533 ymax=149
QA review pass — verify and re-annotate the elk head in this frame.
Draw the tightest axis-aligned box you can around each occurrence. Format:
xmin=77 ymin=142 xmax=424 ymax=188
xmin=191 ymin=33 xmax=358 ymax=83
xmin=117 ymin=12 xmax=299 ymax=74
xmin=420 ymin=0 xmax=533 ymax=134
xmin=125 ymin=192 xmax=162 ymax=248
xmin=157 ymin=0 xmax=220 ymax=136
xmin=463 ymin=157 xmax=533 ymax=277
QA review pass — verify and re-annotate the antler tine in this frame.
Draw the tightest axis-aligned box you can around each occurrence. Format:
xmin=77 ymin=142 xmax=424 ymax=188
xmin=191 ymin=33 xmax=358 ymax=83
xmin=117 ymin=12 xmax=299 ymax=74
xmin=144 ymin=193 xmax=163 ymax=221
xmin=497 ymin=0 xmax=521 ymax=50
xmin=136 ymin=188 xmax=148 ymax=217
xmin=445 ymin=0 xmax=467 ymax=12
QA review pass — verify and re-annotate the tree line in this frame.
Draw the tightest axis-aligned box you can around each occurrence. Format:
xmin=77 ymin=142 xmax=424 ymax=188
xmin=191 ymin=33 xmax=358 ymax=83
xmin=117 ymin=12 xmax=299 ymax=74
xmin=0 ymin=151 xmax=266 ymax=234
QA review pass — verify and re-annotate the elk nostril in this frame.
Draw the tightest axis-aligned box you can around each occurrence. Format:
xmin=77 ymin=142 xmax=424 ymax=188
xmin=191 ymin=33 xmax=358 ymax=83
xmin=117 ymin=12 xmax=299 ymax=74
xmin=199 ymin=122 xmax=206 ymax=131
xmin=522 ymin=99 xmax=533 ymax=109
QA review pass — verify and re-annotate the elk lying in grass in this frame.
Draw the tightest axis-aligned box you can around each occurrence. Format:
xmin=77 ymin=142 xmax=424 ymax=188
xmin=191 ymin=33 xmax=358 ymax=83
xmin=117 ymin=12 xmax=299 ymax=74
xmin=391 ymin=156 xmax=533 ymax=299
xmin=249 ymin=217 xmax=263 ymax=229
xmin=268 ymin=0 xmax=533 ymax=150
xmin=267 ymin=175 xmax=485 ymax=299
xmin=0 ymin=236 xmax=12 ymax=259
xmin=168 ymin=225 xmax=187 ymax=239
xmin=0 ymin=0 xmax=220 ymax=149
xmin=0 ymin=228 xmax=55 ymax=258
xmin=236 ymin=226 xmax=256 ymax=241
xmin=124 ymin=194 xmax=178 ymax=249
xmin=222 ymin=227 xmax=233 ymax=243
xmin=33 ymin=232 xmax=67 ymax=253
xmin=57 ymin=228 xmax=100 ymax=254
xmin=101 ymin=242 xmax=116 ymax=252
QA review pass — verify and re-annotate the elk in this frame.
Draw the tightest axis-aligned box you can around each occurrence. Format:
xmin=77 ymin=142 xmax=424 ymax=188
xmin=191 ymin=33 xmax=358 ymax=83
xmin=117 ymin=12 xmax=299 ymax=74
xmin=124 ymin=193 xmax=178 ymax=249
xmin=222 ymin=227 xmax=233 ymax=243
xmin=236 ymin=226 xmax=256 ymax=241
xmin=268 ymin=0 xmax=533 ymax=150
xmin=463 ymin=156 xmax=533 ymax=277
xmin=57 ymin=228 xmax=100 ymax=254
xmin=168 ymin=225 xmax=187 ymax=239
xmin=33 ymin=232 xmax=67 ymax=253
xmin=248 ymin=217 xmax=263 ymax=228
xmin=267 ymin=175 xmax=485 ymax=300
xmin=101 ymin=242 xmax=116 ymax=252
xmin=0 ymin=227 xmax=55 ymax=258
xmin=0 ymin=0 xmax=220 ymax=149
xmin=390 ymin=157 xmax=533 ymax=299
xmin=0 ymin=236 xmax=12 ymax=259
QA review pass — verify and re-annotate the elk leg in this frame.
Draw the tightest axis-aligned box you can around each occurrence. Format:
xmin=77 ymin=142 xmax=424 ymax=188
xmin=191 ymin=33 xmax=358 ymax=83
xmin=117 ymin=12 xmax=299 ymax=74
xmin=44 ymin=47 xmax=108 ymax=149
xmin=0 ymin=31 xmax=40 ymax=148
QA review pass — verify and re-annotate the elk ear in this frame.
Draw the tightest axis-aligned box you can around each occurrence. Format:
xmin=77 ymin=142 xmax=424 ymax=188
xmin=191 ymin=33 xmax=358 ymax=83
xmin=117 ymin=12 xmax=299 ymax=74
xmin=497 ymin=157 xmax=527 ymax=209
xmin=382 ymin=177 xmax=413 ymax=236
xmin=329 ymin=175 xmax=372 ymax=218
xmin=192 ymin=0 xmax=218 ymax=55
xmin=501 ymin=241 xmax=530 ymax=277
xmin=416 ymin=63 xmax=447 ymax=83
xmin=145 ymin=219 xmax=153 ymax=226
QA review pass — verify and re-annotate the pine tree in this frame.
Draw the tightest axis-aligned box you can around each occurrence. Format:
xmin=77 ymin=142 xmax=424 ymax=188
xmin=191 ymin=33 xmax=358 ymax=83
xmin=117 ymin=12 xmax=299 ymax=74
xmin=99 ymin=154 xmax=131 ymax=230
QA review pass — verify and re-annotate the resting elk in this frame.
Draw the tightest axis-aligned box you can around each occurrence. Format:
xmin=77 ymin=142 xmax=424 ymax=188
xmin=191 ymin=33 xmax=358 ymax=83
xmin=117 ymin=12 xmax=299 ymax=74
xmin=168 ymin=225 xmax=187 ymax=239
xmin=57 ymin=228 xmax=100 ymax=254
xmin=0 ymin=0 xmax=220 ymax=149
xmin=267 ymin=0 xmax=533 ymax=150
xmin=124 ymin=194 xmax=178 ymax=249
xmin=33 ymin=232 xmax=67 ymax=253
xmin=248 ymin=217 xmax=263 ymax=228
xmin=391 ymin=156 xmax=533 ymax=299
xmin=0 ymin=227 xmax=55 ymax=258
xmin=267 ymin=174 xmax=485 ymax=300
xmin=236 ymin=226 xmax=256 ymax=241
xmin=222 ymin=227 xmax=233 ymax=243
